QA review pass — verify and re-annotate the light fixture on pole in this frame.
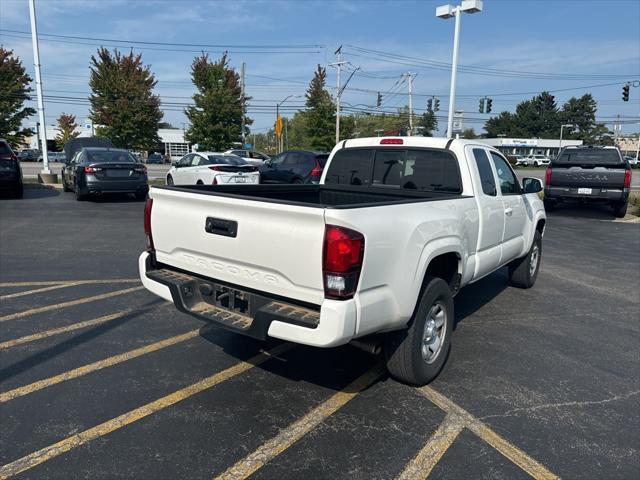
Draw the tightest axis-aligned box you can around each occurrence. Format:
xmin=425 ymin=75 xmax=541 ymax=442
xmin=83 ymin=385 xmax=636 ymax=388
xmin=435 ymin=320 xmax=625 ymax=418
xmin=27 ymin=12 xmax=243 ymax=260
xmin=559 ymin=123 xmax=577 ymax=151
xmin=436 ymin=0 xmax=483 ymax=138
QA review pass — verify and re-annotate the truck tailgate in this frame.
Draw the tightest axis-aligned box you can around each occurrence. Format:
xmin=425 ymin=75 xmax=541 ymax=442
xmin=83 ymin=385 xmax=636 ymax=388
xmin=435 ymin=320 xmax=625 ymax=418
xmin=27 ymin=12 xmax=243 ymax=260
xmin=149 ymin=187 xmax=326 ymax=305
xmin=550 ymin=166 xmax=626 ymax=189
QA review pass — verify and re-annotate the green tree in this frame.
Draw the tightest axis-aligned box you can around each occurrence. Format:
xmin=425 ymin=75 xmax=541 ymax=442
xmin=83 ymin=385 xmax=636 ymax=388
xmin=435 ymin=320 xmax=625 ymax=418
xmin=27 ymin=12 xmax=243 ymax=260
xmin=0 ymin=47 xmax=36 ymax=148
xmin=462 ymin=128 xmax=477 ymax=139
xmin=484 ymin=111 xmax=518 ymax=137
xmin=305 ymin=65 xmax=336 ymax=150
xmin=55 ymin=113 xmax=80 ymax=150
xmin=559 ymin=94 xmax=611 ymax=144
xmin=185 ymin=53 xmax=250 ymax=151
xmin=89 ymin=48 xmax=162 ymax=150
xmin=417 ymin=110 xmax=438 ymax=136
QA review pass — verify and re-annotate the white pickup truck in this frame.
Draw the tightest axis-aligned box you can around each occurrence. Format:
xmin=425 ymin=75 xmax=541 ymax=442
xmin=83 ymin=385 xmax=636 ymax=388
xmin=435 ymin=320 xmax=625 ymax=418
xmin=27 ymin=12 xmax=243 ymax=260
xmin=140 ymin=137 xmax=546 ymax=385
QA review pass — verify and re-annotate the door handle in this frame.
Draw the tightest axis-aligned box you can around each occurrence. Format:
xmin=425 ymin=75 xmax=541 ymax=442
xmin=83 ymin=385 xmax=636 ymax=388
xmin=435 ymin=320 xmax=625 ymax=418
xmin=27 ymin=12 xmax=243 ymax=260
xmin=504 ymin=207 xmax=513 ymax=216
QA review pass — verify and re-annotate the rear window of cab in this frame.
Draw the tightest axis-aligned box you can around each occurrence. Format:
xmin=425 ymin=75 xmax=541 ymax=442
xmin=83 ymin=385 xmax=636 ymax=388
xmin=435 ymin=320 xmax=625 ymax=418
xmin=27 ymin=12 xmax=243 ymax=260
xmin=324 ymin=148 xmax=462 ymax=193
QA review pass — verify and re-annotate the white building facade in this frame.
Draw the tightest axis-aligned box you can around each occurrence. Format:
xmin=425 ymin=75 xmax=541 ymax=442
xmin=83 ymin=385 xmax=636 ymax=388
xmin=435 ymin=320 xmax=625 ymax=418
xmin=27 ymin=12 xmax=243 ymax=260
xmin=475 ymin=138 xmax=583 ymax=158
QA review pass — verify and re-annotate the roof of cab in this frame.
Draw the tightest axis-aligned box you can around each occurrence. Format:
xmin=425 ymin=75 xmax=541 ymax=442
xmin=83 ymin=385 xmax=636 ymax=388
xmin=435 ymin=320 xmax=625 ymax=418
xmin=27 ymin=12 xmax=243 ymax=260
xmin=337 ymin=136 xmax=492 ymax=150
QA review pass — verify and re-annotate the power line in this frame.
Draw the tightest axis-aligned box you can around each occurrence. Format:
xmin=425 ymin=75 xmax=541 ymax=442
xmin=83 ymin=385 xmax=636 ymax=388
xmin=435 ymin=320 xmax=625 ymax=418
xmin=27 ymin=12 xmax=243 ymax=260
xmin=0 ymin=29 xmax=325 ymax=50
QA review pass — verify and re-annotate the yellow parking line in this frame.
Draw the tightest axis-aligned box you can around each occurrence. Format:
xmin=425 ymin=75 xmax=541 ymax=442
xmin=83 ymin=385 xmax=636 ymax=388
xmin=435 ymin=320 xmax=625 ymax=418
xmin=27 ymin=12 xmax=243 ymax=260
xmin=0 ymin=310 xmax=133 ymax=350
xmin=0 ymin=282 xmax=86 ymax=301
xmin=0 ymin=329 xmax=200 ymax=403
xmin=215 ymin=364 xmax=386 ymax=480
xmin=419 ymin=386 xmax=559 ymax=480
xmin=396 ymin=414 xmax=465 ymax=480
xmin=0 ymin=279 xmax=139 ymax=288
xmin=0 ymin=343 xmax=293 ymax=479
xmin=0 ymin=286 xmax=144 ymax=322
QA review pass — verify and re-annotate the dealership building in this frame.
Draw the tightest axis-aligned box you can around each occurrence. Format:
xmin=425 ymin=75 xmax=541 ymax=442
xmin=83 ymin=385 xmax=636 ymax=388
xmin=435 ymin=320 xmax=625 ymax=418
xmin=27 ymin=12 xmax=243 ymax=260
xmin=475 ymin=138 xmax=583 ymax=157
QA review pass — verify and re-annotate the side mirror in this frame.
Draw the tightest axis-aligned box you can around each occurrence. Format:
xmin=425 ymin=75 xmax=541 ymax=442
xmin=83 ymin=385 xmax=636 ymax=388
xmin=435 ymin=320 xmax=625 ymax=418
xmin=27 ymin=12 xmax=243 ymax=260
xmin=522 ymin=177 xmax=543 ymax=194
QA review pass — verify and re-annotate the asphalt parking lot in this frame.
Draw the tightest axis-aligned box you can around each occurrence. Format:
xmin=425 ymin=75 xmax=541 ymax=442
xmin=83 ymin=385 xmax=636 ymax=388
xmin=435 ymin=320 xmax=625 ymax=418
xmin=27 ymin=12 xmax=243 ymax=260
xmin=1 ymin=187 xmax=639 ymax=479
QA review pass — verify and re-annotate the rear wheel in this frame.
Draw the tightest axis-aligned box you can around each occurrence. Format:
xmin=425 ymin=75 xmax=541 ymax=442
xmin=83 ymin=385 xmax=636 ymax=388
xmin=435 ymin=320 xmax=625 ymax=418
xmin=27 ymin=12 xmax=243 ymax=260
xmin=74 ymin=182 xmax=86 ymax=201
xmin=384 ymin=276 xmax=453 ymax=386
xmin=509 ymin=231 xmax=542 ymax=288
xmin=196 ymin=180 xmax=204 ymax=185
xmin=135 ymin=191 xmax=147 ymax=200
xmin=166 ymin=175 xmax=174 ymax=186
xmin=292 ymin=178 xmax=304 ymax=184
xmin=533 ymin=161 xmax=539 ymax=167
xmin=13 ymin=184 xmax=24 ymax=199
xmin=62 ymin=176 xmax=71 ymax=192
xmin=613 ymin=201 xmax=628 ymax=218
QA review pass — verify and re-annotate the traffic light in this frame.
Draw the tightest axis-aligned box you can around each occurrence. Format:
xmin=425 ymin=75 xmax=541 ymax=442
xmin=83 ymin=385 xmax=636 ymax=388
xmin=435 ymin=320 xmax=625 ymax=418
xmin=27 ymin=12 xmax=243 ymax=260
xmin=377 ymin=92 xmax=382 ymax=107
xmin=486 ymin=97 xmax=493 ymax=113
xmin=478 ymin=98 xmax=485 ymax=113
xmin=434 ymin=97 xmax=440 ymax=112
xmin=426 ymin=98 xmax=433 ymax=112
xmin=622 ymin=84 xmax=630 ymax=102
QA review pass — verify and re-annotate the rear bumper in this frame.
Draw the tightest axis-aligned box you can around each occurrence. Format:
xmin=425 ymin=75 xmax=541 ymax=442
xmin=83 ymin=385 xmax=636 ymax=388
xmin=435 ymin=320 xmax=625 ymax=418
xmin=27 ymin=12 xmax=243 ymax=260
xmin=83 ymin=179 xmax=149 ymax=194
xmin=545 ymin=186 xmax=629 ymax=202
xmin=138 ymin=252 xmax=356 ymax=347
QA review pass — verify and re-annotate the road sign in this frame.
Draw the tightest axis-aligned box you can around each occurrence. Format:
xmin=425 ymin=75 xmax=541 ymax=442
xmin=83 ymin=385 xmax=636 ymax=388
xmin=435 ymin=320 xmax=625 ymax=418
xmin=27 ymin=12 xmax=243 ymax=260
xmin=452 ymin=110 xmax=464 ymax=134
xmin=243 ymin=144 xmax=252 ymax=149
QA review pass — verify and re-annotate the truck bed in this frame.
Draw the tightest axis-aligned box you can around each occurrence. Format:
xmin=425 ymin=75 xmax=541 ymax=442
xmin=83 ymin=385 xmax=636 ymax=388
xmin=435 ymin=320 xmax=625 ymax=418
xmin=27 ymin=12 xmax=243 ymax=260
xmin=159 ymin=184 xmax=464 ymax=209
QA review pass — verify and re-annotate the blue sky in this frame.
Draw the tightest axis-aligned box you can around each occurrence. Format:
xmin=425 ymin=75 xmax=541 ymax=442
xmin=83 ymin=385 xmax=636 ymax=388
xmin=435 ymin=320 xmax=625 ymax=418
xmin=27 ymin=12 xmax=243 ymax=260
xmin=1 ymin=0 xmax=639 ymax=136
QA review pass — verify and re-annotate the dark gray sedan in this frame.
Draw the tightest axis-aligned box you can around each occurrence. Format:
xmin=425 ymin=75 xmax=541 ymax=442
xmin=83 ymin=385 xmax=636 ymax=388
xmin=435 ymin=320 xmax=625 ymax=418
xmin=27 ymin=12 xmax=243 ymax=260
xmin=61 ymin=147 xmax=149 ymax=201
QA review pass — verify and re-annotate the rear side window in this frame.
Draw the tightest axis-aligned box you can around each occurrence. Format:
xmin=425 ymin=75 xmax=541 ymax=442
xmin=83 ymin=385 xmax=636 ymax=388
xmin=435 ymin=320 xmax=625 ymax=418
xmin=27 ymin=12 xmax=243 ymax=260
xmin=557 ymin=148 xmax=622 ymax=165
xmin=324 ymin=149 xmax=374 ymax=186
xmin=208 ymin=155 xmax=247 ymax=166
xmin=325 ymin=148 xmax=461 ymax=192
xmin=472 ymin=148 xmax=497 ymax=196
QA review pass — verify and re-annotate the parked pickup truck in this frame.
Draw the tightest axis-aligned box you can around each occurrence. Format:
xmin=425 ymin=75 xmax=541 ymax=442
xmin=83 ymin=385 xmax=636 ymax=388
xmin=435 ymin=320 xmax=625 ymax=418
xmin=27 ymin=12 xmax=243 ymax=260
xmin=139 ymin=137 xmax=547 ymax=385
xmin=544 ymin=146 xmax=632 ymax=217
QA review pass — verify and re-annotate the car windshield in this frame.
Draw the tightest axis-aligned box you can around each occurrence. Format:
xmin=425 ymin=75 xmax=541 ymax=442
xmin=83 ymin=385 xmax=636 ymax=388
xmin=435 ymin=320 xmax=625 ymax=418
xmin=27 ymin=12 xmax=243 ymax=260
xmin=207 ymin=155 xmax=247 ymax=165
xmin=0 ymin=159 xmax=17 ymax=171
xmin=85 ymin=150 xmax=135 ymax=163
xmin=556 ymin=149 xmax=622 ymax=165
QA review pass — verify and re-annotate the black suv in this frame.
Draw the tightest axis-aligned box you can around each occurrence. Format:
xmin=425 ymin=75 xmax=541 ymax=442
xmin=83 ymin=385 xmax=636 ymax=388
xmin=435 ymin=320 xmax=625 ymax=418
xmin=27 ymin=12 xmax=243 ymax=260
xmin=259 ymin=150 xmax=329 ymax=184
xmin=544 ymin=146 xmax=631 ymax=217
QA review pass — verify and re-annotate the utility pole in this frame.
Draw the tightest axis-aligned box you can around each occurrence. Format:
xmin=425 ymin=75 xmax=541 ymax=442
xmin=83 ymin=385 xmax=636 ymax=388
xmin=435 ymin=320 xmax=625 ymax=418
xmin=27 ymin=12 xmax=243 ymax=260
xmin=403 ymin=73 xmax=415 ymax=136
xmin=329 ymin=46 xmax=347 ymax=145
xmin=28 ymin=0 xmax=51 ymax=179
xmin=240 ymin=62 xmax=246 ymax=146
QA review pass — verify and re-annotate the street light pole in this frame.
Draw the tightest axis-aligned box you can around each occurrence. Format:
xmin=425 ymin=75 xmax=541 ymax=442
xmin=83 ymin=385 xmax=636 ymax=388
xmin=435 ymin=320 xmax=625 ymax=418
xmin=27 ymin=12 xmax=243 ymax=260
xmin=436 ymin=1 xmax=483 ymax=138
xmin=446 ymin=7 xmax=461 ymax=139
xmin=276 ymin=94 xmax=302 ymax=153
xmin=559 ymin=123 xmax=576 ymax=152
xmin=28 ymin=0 xmax=50 ymax=177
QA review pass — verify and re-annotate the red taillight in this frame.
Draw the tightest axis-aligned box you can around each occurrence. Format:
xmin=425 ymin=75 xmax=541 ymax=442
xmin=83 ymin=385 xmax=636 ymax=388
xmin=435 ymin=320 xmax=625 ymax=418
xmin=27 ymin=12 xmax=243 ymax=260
xmin=380 ymin=138 xmax=403 ymax=145
xmin=10 ymin=153 xmax=18 ymax=161
xmin=144 ymin=198 xmax=154 ymax=251
xmin=624 ymin=169 xmax=631 ymax=189
xmin=545 ymin=167 xmax=552 ymax=185
xmin=309 ymin=161 xmax=322 ymax=177
xmin=84 ymin=166 xmax=96 ymax=173
xmin=208 ymin=166 xmax=222 ymax=171
xmin=212 ymin=177 xmax=218 ymax=185
xmin=135 ymin=166 xmax=147 ymax=174
xmin=323 ymin=225 xmax=364 ymax=299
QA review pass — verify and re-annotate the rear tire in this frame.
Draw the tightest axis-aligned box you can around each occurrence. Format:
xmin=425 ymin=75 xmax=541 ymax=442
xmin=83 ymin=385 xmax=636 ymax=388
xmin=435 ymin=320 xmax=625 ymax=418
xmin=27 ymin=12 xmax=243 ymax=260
xmin=292 ymin=178 xmax=304 ymax=184
xmin=613 ymin=201 xmax=628 ymax=218
xmin=509 ymin=231 xmax=542 ymax=288
xmin=13 ymin=185 xmax=24 ymax=199
xmin=74 ymin=182 xmax=86 ymax=201
xmin=166 ymin=175 xmax=173 ymax=186
xmin=384 ymin=276 xmax=453 ymax=386
xmin=62 ymin=177 xmax=71 ymax=192
xmin=135 ymin=191 xmax=147 ymax=200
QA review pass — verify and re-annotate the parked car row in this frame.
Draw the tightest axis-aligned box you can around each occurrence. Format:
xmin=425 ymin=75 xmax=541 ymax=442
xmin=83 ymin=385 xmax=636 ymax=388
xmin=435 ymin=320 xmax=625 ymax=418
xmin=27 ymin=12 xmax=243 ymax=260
xmin=166 ymin=149 xmax=329 ymax=186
